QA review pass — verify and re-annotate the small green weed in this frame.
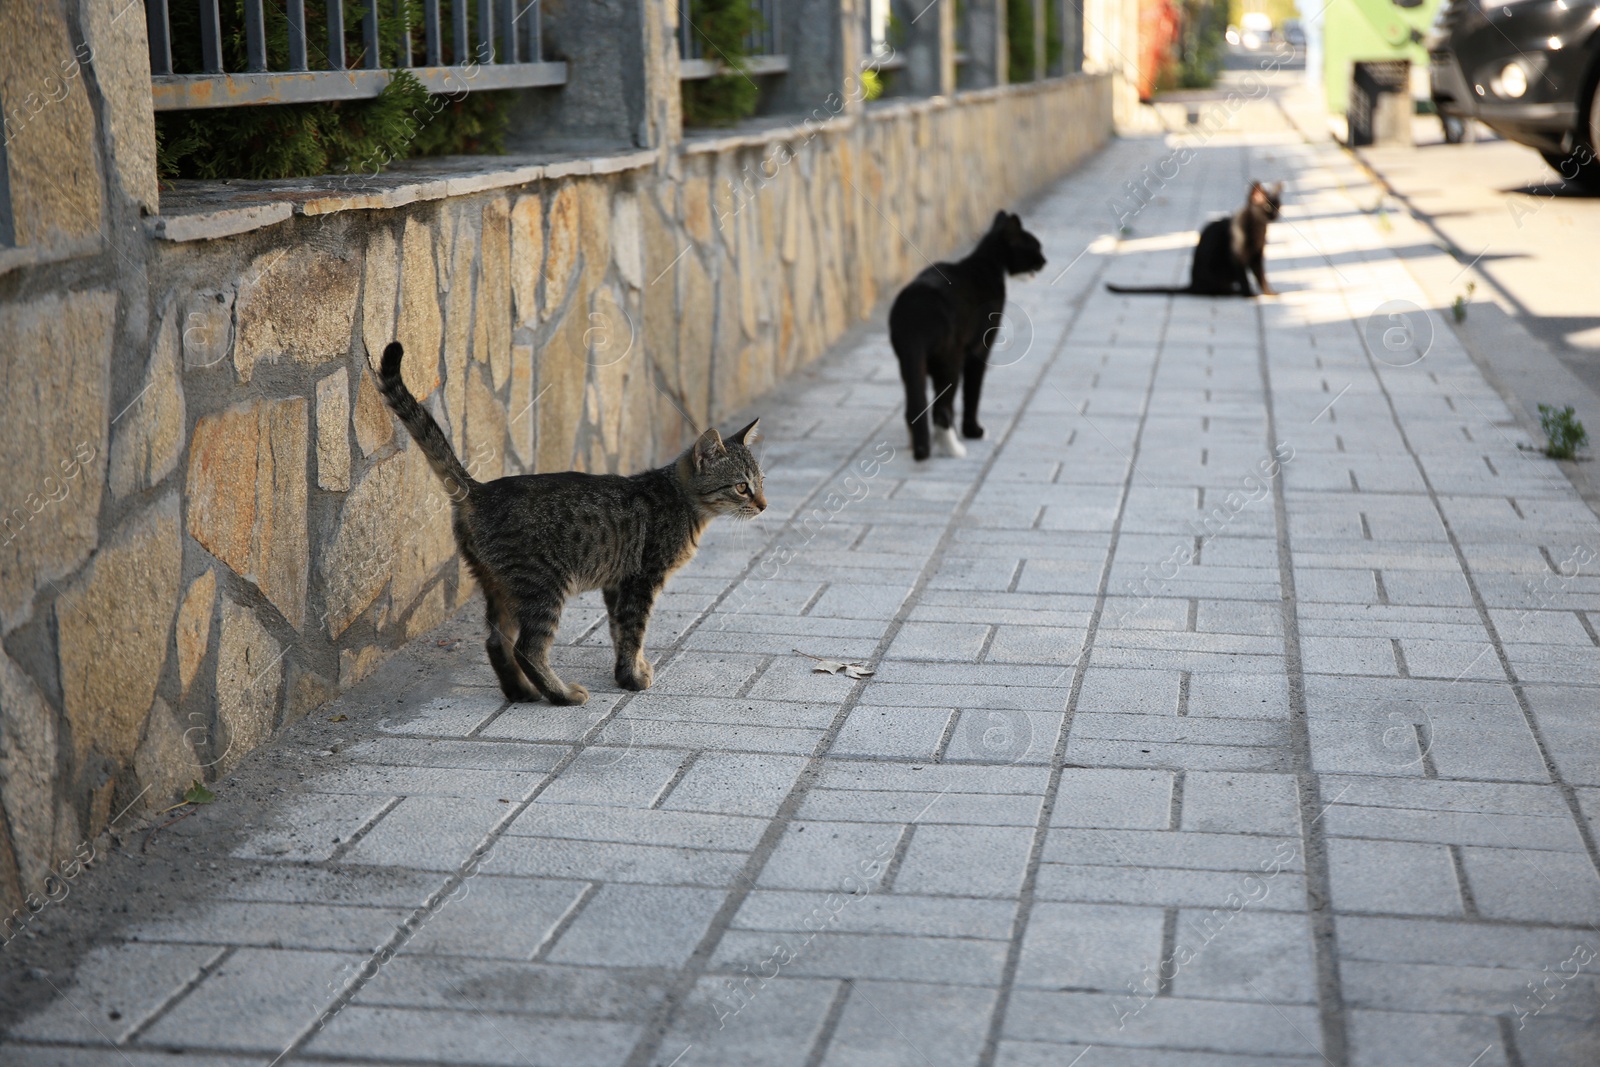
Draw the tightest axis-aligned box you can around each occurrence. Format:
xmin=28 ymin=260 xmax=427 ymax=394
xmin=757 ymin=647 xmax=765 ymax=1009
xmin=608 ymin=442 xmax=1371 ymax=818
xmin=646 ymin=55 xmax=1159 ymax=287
xmin=1539 ymin=403 xmax=1589 ymax=459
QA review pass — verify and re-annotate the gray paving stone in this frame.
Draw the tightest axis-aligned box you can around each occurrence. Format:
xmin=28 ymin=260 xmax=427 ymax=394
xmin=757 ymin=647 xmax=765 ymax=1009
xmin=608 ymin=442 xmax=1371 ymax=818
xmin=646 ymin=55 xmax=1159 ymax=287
xmin=1347 ymin=1009 xmax=1509 ymax=1067
xmin=402 ymin=876 xmax=588 ymax=958
xmin=1326 ymin=838 xmax=1463 ymax=916
xmin=534 ymin=747 xmax=691 ymax=808
xmin=756 ymin=820 xmax=901 ymax=892
xmin=829 ymin=704 xmax=951 ymax=759
xmin=1052 ymin=768 xmax=1175 ymax=829
xmin=892 ymin=823 xmax=1035 ymax=897
xmin=231 ymin=792 xmax=397 ymax=863
xmin=343 ymin=795 xmax=509 ymax=869
xmin=128 ymin=901 xmax=411 ymax=953
xmin=139 ymin=947 xmax=360 ymax=1051
xmin=1014 ymin=901 xmax=1163 ymax=991
xmin=1034 ymin=862 xmax=1309 ymax=911
xmin=659 ymin=752 xmax=809 ymax=816
xmin=1171 ymin=908 xmax=1317 ymax=1003
xmin=1000 ymin=989 xmax=1325 ymax=1058
xmin=798 ymin=787 xmax=1041 ymax=826
xmin=940 ymin=709 xmax=1062 ymax=764
xmin=307 ymin=1005 xmax=639 ymax=1066
xmin=354 ymin=955 xmax=670 ymax=1017
xmin=711 ymin=930 xmax=1008 ymax=986
xmin=1458 ymin=847 xmax=1600 ymax=924
xmin=1181 ymin=772 xmax=1301 ymax=836
xmin=731 ymin=890 xmax=1015 ymax=940
xmin=544 ymin=884 xmax=723 ymax=967
xmin=5 ymin=942 xmax=226 ymax=1044
xmin=663 ymin=975 xmax=839 ymax=1067
xmin=817 ymin=980 xmax=996 ymax=1067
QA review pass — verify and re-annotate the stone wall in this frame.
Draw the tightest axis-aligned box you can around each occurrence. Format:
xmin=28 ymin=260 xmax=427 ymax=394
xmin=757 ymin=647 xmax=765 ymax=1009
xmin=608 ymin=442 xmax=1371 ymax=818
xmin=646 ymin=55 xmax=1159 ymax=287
xmin=0 ymin=0 xmax=1110 ymax=921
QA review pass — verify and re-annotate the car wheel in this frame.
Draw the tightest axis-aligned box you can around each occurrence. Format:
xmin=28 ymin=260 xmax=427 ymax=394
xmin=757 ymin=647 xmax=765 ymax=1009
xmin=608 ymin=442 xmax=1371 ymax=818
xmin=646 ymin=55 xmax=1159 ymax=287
xmin=1541 ymin=149 xmax=1600 ymax=191
xmin=1543 ymin=78 xmax=1600 ymax=192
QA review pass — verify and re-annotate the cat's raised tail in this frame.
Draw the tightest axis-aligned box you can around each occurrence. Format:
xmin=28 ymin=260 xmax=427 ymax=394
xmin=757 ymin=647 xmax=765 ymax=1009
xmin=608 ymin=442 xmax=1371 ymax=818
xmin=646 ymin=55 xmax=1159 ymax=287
xmin=1104 ymin=283 xmax=1191 ymax=294
xmin=378 ymin=341 xmax=477 ymax=500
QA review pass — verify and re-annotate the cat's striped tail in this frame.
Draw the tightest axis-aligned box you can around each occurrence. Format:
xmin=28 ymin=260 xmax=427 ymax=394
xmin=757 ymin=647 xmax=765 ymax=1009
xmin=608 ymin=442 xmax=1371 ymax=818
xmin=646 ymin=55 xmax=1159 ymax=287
xmin=378 ymin=342 xmax=477 ymax=501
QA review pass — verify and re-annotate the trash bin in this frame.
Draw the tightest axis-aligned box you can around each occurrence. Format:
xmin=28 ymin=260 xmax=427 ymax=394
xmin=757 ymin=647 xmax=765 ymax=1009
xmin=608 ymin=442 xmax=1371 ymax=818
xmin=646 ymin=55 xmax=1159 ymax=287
xmin=1348 ymin=60 xmax=1412 ymax=146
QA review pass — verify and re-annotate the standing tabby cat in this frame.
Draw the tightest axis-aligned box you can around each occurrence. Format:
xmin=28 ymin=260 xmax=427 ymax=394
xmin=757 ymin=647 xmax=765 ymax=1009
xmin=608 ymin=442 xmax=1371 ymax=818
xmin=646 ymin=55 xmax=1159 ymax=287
xmin=1106 ymin=181 xmax=1283 ymax=297
xmin=379 ymin=342 xmax=765 ymax=705
xmin=890 ymin=211 xmax=1048 ymax=461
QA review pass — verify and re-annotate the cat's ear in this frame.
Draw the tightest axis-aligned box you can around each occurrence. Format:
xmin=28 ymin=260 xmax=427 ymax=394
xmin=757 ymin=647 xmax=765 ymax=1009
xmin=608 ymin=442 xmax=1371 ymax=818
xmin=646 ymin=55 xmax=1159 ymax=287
xmin=730 ymin=418 xmax=760 ymax=446
xmin=1271 ymin=181 xmax=1284 ymax=197
xmin=692 ymin=427 xmax=726 ymax=467
xmin=1249 ymin=182 xmax=1268 ymax=203
xmin=991 ymin=210 xmax=1011 ymax=231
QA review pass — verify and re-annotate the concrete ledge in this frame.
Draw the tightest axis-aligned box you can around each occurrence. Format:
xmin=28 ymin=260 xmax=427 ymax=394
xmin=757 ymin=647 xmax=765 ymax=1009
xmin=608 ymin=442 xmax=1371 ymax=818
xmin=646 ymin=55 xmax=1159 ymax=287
xmin=149 ymin=148 xmax=658 ymax=239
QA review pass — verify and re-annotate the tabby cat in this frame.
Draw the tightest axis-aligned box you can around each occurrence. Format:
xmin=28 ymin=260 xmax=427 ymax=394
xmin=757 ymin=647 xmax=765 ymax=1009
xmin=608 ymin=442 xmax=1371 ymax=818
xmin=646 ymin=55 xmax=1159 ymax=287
xmin=379 ymin=342 xmax=766 ymax=705
xmin=1106 ymin=181 xmax=1283 ymax=297
xmin=889 ymin=211 xmax=1048 ymax=461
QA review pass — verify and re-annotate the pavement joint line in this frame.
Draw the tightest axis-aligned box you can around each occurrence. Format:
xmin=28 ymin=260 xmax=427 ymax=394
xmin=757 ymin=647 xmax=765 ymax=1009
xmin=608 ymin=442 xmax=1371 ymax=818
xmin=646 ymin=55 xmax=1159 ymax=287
xmin=1257 ymin=228 xmax=1349 ymax=1067
xmin=975 ymin=212 xmax=1166 ymax=1066
xmin=625 ymin=210 xmax=1114 ymax=1067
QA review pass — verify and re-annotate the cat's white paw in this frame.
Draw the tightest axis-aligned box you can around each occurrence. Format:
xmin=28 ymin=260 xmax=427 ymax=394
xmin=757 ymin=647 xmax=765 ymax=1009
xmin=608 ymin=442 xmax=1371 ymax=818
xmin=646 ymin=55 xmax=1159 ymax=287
xmin=933 ymin=426 xmax=967 ymax=458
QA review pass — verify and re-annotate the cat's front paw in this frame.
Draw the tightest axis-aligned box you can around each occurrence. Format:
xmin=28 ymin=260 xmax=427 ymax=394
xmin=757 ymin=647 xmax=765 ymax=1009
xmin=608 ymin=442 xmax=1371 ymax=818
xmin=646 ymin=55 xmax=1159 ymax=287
xmin=499 ymin=677 xmax=542 ymax=703
xmin=615 ymin=658 xmax=653 ymax=691
xmin=933 ymin=426 xmax=967 ymax=458
xmin=549 ymin=682 xmax=589 ymax=706
xmin=962 ymin=422 xmax=985 ymax=440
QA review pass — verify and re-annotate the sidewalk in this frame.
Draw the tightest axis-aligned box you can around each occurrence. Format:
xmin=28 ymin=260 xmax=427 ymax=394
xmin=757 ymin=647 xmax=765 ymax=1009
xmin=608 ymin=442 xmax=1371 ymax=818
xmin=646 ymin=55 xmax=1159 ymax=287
xmin=4 ymin=80 xmax=1599 ymax=1067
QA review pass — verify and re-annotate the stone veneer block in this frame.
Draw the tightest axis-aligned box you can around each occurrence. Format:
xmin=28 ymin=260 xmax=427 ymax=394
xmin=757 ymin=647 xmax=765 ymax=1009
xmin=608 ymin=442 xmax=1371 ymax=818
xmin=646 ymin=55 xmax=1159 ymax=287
xmin=234 ymin=245 xmax=360 ymax=382
xmin=0 ymin=2 xmax=103 ymax=251
xmin=480 ymin=197 xmax=513 ymax=390
xmin=316 ymin=367 xmax=352 ymax=491
xmin=56 ymin=492 xmax=182 ymax=765
xmin=510 ymin=193 xmax=544 ymax=327
xmin=175 ymin=568 xmax=217 ymax=699
xmin=612 ymin=191 xmax=644 ymax=290
xmin=181 ymin=289 xmax=235 ymax=369
xmin=353 ymin=366 xmax=393 ymax=456
xmin=362 ymin=227 xmax=400 ymax=367
xmin=134 ymin=697 xmax=203 ymax=810
xmin=320 ymin=451 xmax=405 ymax=637
xmin=396 ymin=216 xmax=442 ymax=398
xmin=544 ymin=185 xmax=580 ymax=322
xmin=537 ymin=301 xmax=587 ymax=473
xmin=441 ymin=207 xmax=476 ymax=450
xmin=215 ymin=593 xmax=283 ymax=774
xmin=0 ymin=289 xmax=114 ymax=634
xmin=186 ymin=397 xmax=310 ymax=629
xmin=509 ymin=342 xmax=536 ymax=468
xmin=109 ymin=303 xmax=185 ymax=499
xmin=0 ymin=650 xmax=61 ymax=892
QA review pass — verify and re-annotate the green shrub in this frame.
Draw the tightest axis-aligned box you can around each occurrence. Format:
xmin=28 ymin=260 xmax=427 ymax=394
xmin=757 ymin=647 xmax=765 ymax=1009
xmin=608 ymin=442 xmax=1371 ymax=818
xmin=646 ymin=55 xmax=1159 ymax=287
xmin=681 ymin=0 xmax=763 ymax=127
xmin=156 ymin=0 xmax=509 ymax=180
xmin=1007 ymin=0 xmax=1036 ymax=82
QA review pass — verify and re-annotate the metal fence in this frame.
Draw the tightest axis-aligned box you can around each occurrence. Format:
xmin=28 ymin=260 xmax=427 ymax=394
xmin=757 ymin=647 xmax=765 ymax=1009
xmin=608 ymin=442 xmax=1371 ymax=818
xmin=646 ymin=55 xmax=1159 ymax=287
xmin=678 ymin=0 xmax=787 ymax=79
xmin=147 ymin=0 xmax=566 ymax=109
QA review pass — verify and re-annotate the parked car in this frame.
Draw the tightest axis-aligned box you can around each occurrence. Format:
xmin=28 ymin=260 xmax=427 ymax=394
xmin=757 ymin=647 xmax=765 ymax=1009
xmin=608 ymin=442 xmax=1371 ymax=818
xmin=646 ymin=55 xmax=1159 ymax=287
xmin=1428 ymin=0 xmax=1600 ymax=188
xmin=1282 ymin=19 xmax=1306 ymax=48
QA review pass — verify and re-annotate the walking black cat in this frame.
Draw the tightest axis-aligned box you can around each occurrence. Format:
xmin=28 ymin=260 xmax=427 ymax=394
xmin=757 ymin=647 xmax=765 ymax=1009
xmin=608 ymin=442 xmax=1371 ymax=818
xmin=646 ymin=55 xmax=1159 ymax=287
xmin=1106 ymin=181 xmax=1283 ymax=297
xmin=378 ymin=342 xmax=765 ymax=705
xmin=889 ymin=211 xmax=1047 ymax=461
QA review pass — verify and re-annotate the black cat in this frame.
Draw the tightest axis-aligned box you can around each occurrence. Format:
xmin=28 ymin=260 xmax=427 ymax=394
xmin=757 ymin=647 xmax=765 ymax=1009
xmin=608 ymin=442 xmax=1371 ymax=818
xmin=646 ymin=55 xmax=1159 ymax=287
xmin=889 ymin=211 xmax=1047 ymax=462
xmin=1106 ymin=181 xmax=1283 ymax=297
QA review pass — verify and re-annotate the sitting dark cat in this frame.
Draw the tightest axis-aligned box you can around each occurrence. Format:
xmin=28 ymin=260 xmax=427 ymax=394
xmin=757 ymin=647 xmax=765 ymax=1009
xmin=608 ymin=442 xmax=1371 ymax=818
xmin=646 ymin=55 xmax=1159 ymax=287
xmin=380 ymin=342 xmax=765 ymax=705
xmin=890 ymin=211 xmax=1047 ymax=461
xmin=1106 ymin=181 xmax=1283 ymax=297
